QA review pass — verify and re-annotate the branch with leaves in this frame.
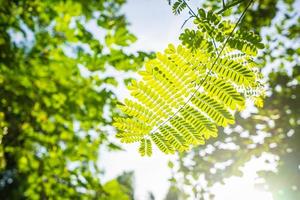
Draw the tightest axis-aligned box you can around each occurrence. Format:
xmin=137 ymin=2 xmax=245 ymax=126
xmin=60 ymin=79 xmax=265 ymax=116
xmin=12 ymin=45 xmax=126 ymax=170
xmin=114 ymin=0 xmax=265 ymax=156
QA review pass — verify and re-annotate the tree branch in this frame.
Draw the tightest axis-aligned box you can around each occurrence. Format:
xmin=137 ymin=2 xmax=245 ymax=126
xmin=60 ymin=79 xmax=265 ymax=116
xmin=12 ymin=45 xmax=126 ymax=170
xmin=149 ymin=0 xmax=254 ymax=135
xmin=217 ymin=0 xmax=246 ymax=14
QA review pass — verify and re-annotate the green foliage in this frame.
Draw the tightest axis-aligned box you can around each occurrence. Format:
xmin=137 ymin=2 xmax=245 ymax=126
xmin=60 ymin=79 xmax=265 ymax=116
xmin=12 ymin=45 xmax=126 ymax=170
xmin=116 ymin=171 xmax=135 ymax=199
xmin=0 ymin=0 xmax=147 ymax=199
xmin=172 ymin=0 xmax=188 ymax=15
xmin=0 ymin=112 xmax=7 ymax=170
xmin=167 ymin=0 xmax=300 ymax=199
xmin=139 ymin=139 xmax=152 ymax=156
xmin=102 ymin=180 xmax=130 ymax=200
xmin=195 ymin=8 xmax=264 ymax=55
xmin=114 ymin=8 xmax=265 ymax=156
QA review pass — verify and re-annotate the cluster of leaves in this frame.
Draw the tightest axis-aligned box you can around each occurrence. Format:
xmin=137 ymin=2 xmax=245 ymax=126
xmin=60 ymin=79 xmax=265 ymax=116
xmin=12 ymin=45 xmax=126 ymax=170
xmin=0 ymin=112 xmax=7 ymax=169
xmin=114 ymin=6 xmax=265 ymax=156
xmin=102 ymin=171 xmax=135 ymax=200
xmin=166 ymin=0 xmax=300 ymax=199
xmin=172 ymin=0 xmax=189 ymax=15
xmin=0 ymin=0 xmax=148 ymax=199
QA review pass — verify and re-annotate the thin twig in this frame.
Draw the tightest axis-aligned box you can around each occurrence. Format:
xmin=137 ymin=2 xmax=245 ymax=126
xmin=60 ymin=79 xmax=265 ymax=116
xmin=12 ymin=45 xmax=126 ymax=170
xmin=150 ymin=0 xmax=254 ymax=135
xmin=181 ymin=15 xmax=195 ymax=29
xmin=182 ymin=0 xmax=197 ymax=17
xmin=217 ymin=0 xmax=246 ymax=14
xmin=212 ymin=39 xmax=219 ymax=55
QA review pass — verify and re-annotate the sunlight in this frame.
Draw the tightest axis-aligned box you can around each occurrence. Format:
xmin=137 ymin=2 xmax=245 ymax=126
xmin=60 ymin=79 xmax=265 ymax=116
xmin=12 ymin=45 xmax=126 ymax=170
xmin=213 ymin=156 xmax=275 ymax=200
xmin=214 ymin=177 xmax=273 ymax=200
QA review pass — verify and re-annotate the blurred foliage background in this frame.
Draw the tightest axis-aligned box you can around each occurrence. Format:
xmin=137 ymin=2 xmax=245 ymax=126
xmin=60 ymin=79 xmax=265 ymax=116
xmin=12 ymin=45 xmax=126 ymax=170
xmin=165 ymin=0 xmax=300 ymax=200
xmin=0 ymin=0 xmax=149 ymax=199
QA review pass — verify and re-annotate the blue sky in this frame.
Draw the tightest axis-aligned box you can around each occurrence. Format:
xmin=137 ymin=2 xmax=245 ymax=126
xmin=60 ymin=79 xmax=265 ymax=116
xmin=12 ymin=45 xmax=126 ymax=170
xmin=123 ymin=0 xmax=187 ymax=52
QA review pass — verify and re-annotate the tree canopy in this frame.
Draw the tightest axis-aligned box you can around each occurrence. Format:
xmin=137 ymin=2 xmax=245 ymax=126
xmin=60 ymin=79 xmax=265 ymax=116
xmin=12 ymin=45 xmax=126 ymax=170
xmin=0 ymin=0 xmax=147 ymax=199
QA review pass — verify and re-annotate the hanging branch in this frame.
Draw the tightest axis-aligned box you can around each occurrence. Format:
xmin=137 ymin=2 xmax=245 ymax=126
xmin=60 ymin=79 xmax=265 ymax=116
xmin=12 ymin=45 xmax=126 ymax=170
xmin=149 ymin=0 xmax=254 ymax=135
xmin=115 ymin=0 xmax=264 ymax=156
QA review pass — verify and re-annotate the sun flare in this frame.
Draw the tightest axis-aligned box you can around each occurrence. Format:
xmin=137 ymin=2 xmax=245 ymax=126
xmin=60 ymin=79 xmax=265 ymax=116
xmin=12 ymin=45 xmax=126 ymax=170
xmin=214 ymin=177 xmax=273 ymax=200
